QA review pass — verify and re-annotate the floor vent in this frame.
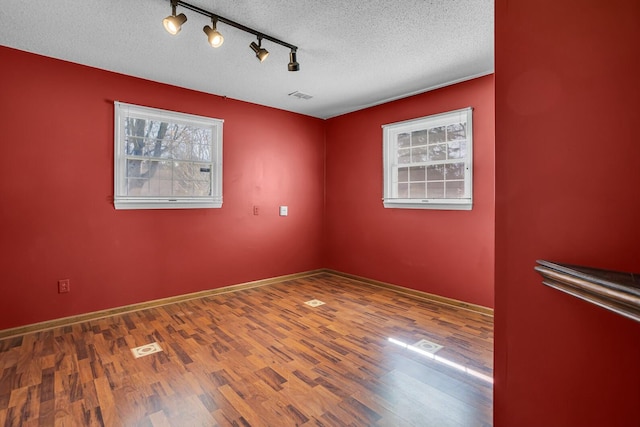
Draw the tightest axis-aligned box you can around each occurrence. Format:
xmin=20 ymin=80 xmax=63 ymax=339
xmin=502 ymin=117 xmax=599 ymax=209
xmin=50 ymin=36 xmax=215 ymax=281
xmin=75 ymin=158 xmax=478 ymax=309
xmin=131 ymin=342 xmax=163 ymax=358
xmin=412 ymin=339 xmax=443 ymax=354
xmin=304 ymin=299 xmax=325 ymax=307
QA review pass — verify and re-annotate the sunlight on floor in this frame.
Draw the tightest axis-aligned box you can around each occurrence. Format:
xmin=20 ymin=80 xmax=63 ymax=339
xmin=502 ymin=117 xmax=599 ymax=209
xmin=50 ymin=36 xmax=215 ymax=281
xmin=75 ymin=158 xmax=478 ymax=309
xmin=388 ymin=337 xmax=493 ymax=384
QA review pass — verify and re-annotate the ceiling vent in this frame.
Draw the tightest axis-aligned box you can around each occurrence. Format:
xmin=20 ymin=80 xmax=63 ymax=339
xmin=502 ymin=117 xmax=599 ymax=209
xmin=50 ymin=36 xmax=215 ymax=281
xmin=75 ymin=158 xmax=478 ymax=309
xmin=288 ymin=91 xmax=313 ymax=100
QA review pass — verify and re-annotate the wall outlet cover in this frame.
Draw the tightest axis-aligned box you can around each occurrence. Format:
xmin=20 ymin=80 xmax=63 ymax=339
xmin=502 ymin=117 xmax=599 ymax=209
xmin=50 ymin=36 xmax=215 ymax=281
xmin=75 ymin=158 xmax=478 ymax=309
xmin=58 ymin=279 xmax=70 ymax=293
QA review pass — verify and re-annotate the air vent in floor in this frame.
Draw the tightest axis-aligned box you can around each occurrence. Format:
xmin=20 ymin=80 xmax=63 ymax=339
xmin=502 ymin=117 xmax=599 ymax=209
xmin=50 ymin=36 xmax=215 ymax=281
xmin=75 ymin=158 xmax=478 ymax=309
xmin=304 ymin=299 xmax=325 ymax=307
xmin=131 ymin=342 xmax=163 ymax=358
xmin=412 ymin=338 xmax=443 ymax=354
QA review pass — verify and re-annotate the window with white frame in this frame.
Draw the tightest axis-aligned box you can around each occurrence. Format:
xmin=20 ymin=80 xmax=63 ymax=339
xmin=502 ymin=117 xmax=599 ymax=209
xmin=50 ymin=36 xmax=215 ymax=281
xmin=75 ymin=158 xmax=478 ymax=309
xmin=114 ymin=102 xmax=223 ymax=210
xmin=382 ymin=107 xmax=473 ymax=210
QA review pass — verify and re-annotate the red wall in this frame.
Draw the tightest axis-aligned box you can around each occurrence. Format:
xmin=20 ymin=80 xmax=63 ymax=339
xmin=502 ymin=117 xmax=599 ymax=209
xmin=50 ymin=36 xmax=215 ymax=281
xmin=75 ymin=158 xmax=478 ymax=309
xmin=324 ymin=76 xmax=495 ymax=308
xmin=494 ymin=0 xmax=640 ymax=426
xmin=0 ymin=46 xmax=325 ymax=331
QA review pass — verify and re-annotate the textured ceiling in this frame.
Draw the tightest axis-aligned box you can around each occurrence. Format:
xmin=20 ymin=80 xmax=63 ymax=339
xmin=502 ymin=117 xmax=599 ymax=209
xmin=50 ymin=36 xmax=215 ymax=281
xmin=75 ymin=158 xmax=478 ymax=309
xmin=0 ymin=0 xmax=494 ymax=119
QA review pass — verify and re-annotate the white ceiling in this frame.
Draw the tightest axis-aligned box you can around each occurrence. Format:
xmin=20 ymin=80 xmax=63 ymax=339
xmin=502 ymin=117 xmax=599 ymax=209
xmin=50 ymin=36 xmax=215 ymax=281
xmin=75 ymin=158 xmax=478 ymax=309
xmin=0 ymin=0 xmax=494 ymax=119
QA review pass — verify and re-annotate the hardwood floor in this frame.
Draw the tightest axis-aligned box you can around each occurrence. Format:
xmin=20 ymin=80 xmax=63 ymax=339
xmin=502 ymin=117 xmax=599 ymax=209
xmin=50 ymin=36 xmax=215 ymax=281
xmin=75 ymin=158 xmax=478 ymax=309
xmin=0 ymin=273 xmax=493 ymax=426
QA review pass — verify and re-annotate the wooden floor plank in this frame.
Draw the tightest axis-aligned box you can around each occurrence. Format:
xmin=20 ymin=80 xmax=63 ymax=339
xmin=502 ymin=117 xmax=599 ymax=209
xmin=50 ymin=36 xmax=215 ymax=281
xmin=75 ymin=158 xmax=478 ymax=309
xmin=0 ymin=273 xmax=493 ymax=426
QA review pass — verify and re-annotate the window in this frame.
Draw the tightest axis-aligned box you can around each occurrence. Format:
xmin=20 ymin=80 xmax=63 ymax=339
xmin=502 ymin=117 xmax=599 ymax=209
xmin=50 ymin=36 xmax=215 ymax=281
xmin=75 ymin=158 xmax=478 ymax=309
xmin=382 ymin=107 xmax=473 ymax=210
xmin=114 ymin=102 xmax=223 ymax=210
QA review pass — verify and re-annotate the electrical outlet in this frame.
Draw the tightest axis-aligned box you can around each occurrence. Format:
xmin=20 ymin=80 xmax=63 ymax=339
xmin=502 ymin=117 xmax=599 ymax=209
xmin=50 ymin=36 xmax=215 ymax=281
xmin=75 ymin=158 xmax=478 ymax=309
xmin=58 ymin=279 xmax=70 ymax=293
xmin=253 ymin=205 xmax=259 ymax=215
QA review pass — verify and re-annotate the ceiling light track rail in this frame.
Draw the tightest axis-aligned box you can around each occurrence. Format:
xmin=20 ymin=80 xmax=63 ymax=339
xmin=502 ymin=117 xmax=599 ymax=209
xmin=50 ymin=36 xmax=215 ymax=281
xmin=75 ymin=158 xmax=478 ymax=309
xmin=164 ymin=0 xmax=300 ymax=71
xmin=175 ymin=0 xmax=297 ymax=51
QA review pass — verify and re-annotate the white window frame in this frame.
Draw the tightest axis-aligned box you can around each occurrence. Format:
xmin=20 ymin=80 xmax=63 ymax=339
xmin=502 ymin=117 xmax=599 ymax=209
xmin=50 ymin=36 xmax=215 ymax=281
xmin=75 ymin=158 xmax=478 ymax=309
xmin=114 ymin=102 xmax=223 ymax=210
xmin=382 ymin=107 xmax=473 ymax=210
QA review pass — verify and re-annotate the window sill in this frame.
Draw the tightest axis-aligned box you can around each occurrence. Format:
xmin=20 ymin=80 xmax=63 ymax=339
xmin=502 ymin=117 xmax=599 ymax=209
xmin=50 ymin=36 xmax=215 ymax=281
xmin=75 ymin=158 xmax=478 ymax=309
xmin=115 ymin=198 xmax=222 ymax=210
xmin=383 ymin=199 xmax=472 ymax=210
xmin=534 ymin=260 xmax=640 ymax=322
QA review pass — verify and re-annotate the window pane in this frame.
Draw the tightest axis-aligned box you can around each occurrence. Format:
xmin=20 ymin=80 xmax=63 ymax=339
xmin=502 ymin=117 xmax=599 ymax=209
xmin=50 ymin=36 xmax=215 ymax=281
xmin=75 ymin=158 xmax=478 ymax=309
xmin=398 ymin=183 xmax=408 ymax=198
xmin=429 ymin=126 xmax=446 ymax=143
xmin=156 ymin=161 xmax=173 ymax=179
xmin=398 ymin=167 xmax=408 ymax=182
xmin=124 ymin=120 xmax=145 ymax=155
xmin=173 ymin=180 xmax=193 ymax=196
xmin=192 ymin=144 xmax=212 ymax=162
xmin=126 ymin=159 xmax=150 ymax=178
xmin=150 ymin=162 xmax=174 ymax=196
xmin=127 ymin=122 xmax=216 ymax=163
xmin=428 ymin=144 xmax=446 ymax=161
xmin=127 ymin=120 xmax=169 ymax=157
xmin=427 ymin=182 xmax=445 ymax=198
xmin=445 ymin=163 xmax=466 ymax=180
xmin=411 ymin=129 xmax=428 ymax=146
xmin=398 ymin=148 xmax=410 ymax=164
xmin=172 ymin=161 xmax=211 ymax=181
xmin=446 ymin=123 xmax=466 ymax=141
xmin=398 ymin=133 xmax=411 ymax=148
xmin=192 ymin=181 xmax=211 ymax=196
xmin=125 ymin=138 xmax=137 ymax=155
xmin=142 ymin=139 xmax=171 ymax=159
xmin=126 ymin=178 xmax=148 ymax=196
xmin=411 ymin=146 xmax=428 ymax=162
xmin=189 ymin=127 xmax=213 ymax=145
xmin=447 ymin=141 xmax=467 ymax=159
xmin=149 ymin=175 xmax=172 ymax=196
xmin=123 ymin=160 xmax=174 ymax=197
xmin=409 ymin=183 xmax=426 ymax=198
xmin=446 ymin=181 xmax=465 ymax=198
xmin=427 ymin=164 xmax=444 ymax=181
xmin=409 ymin=166 xmax=425 ymax=182
xmin=166 ymin=140 xmax=189 ymax=160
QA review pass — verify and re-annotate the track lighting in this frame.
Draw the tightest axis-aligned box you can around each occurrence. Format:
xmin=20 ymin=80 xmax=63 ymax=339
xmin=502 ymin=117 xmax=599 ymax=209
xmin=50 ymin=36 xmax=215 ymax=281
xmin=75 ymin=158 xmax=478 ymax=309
xmin=161 ymin=0 xmax=300 ymax=71
xmin=163 ymin=0 xmax=187 ymax=35
xmin=250 ymin=38 xmax=269 ymax=62
xmin=288 ymin=49 xmax=300 ymax=72
xmin=203 ymin=17 xmax=224 ymax=48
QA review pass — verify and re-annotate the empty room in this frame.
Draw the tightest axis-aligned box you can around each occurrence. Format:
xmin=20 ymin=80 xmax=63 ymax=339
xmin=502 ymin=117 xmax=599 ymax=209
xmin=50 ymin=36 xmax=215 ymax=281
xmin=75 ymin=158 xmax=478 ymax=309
xmin=0 ymin=1 xmax=638 ymax=426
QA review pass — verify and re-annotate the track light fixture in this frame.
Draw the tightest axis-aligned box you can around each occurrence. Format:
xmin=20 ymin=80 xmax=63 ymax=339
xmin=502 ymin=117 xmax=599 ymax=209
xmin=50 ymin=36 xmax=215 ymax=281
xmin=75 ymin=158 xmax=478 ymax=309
xmin=288 ymin=49 xmax=300 ymax=72
xmin=203 ymin=17 xmax=224 ymax=48
xmin=250 ymin=38 xmax=269 ymax=62
xmin=162 ymin=0 xmax=300 ymax=71
xmin=163 ymin=0 xmax=188 ymax=35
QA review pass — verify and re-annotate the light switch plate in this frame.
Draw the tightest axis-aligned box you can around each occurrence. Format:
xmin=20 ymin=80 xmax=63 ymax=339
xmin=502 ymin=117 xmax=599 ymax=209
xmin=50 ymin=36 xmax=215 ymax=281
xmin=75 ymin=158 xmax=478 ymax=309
xmin=279 ymin=206 xmax=288 ymax=216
